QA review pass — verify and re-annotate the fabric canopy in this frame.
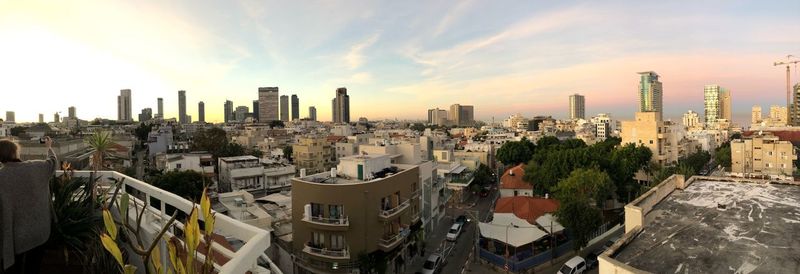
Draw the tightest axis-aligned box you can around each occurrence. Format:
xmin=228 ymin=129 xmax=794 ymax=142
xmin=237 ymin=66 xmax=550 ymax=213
xmin=535 ymin=213 xmax=564 ymax=234
xmin=479 ymin=213 xmax=548 ymax=247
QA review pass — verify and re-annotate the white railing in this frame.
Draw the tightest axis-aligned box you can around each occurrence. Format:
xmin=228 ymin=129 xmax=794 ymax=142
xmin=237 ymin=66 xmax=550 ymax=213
xmin=379 ymin=232 xmax=405 ymax=247
xmin=62 ymin=171 xmax=276 ymax=274
xmin=308 ymin=215 xmax=349 ymax=226
xmin=303 ymin=244 xmax=350 ymax=259
xmin=379 ymin=199 xmax=410 ymax=218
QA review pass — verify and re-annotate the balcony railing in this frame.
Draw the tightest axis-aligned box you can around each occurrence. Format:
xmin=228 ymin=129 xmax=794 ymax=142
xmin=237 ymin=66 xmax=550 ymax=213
xmin=379 ymin=199 xmax=410 ymax=220
xmin=309 ymin=215 xmax=349 ymax=225
xmin=62 ymin=171 xmax=278 ymax=274
xmin=378 ymin=232 xmax=406 ymax=251
xmin=410 ymin=188 xmax=421 ymax=198
xmin=303 ymin=244 xmax=350 ymax=259
xmin=303 ymin=215 xmax=350 ymax=231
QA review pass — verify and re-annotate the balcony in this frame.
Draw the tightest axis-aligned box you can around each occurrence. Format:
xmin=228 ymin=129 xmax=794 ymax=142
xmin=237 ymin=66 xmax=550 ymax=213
xmin=303 ymin=244 xmax=350 ymax=260
xmin=411 ymin=188 xmax=421 ymax=198
xmin=379 ymin=199 xmax=410 ymax=221
xmin=302 ymin=215 xmax=350 ymax=231
xmin=63 ymin=171 xmax=280 ymax=274
xmin=378 ymin=232 xmax=406 ymax=252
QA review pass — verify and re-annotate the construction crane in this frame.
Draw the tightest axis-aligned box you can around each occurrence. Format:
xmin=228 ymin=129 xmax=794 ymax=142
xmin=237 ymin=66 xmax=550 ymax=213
xmin=774 ymin=55 xmax=800 ymax=122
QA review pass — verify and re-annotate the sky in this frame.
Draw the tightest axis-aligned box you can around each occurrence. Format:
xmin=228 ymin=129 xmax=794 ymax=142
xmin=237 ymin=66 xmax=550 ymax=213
xmin=0 ymin=1 xmax=799 ymax=125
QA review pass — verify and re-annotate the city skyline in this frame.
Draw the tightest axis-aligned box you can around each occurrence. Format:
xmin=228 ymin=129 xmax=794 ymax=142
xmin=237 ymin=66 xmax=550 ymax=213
xmin=1 ymin=1 xmax=799 ymax=124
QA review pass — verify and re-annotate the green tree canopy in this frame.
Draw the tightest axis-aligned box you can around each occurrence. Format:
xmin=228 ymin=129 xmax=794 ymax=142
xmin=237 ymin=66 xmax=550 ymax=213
xmin=552 ymin=168 xmax=614 ymax=250
xmin=283 ymin=146 xmax=293 ymax=162
xmin=496 ymin=140 xmax=533 ymax=165
xmin=472 ymin=163 xmax=493 ymax=187
xmin=151 ymin=170 xmax=207 ymax=202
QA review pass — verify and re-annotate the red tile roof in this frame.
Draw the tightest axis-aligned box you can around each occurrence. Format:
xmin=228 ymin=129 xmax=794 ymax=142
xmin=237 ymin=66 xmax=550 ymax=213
xmin=327 ymin=135 xmax=347 ymax=143
xmin=494 ymin=196 xmax=559 ymax=224
xmin=500 ymin=164 xmax=529 ymax=189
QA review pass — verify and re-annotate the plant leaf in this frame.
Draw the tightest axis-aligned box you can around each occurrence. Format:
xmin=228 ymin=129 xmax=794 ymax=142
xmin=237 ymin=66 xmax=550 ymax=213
xmin=123 ymin=265 xmax=138 ymax=274
xmin=100 ymin=233 xmax=123 ymax=267
xmin=119 ymin=193 xmax=130 ymax=221
xmin=103 ymin=209 xmax=117 ymax=240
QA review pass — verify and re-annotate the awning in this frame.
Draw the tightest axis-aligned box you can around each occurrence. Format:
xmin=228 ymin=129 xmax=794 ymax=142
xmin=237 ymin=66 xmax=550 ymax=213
xmin=450 ymin=165 xmax=467 ymax=174
xmin=536 ymin=213 xmax=564 ymax=234
xmin=479 ymin=213 xmax=547 ymax=247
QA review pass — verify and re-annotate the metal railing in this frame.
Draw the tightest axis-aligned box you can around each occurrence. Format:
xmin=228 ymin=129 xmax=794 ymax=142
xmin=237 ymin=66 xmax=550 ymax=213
xmin=379 ymin=199 xmax=410 ymax=218
xmin=62 ymin=171 xmax=274 ymax=274
xmin=303 ymin=244 xmax=350 ymax=258
xmin=308 ymin=215 xmax=350 ymax=225
xmin=379 ymin=232 xmax=405 ymax=246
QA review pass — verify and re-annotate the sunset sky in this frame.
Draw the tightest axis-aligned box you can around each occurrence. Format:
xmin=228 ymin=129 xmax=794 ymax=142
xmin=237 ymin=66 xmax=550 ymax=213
xmin=1 ymin=1 xmax=799 ymax=124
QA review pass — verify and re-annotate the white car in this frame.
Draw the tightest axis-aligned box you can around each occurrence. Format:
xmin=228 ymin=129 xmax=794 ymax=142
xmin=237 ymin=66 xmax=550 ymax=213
xmin=558 ymin=256 xmax=587 ymax=274
xmin=446 ymin=223 xmax=462 ymax=241
xmin=421 ymin=254 xmax=442 ymax=274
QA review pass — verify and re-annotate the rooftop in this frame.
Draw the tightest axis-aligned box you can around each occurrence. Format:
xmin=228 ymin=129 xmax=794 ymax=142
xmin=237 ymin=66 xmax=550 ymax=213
xmin=220 ymin=155 xmax=260 ymax=162
xmin=494 ymin=196 xmax=559 ymax=225
xmin=614 ymin=179 xmax=800 ymax=273
xmin=500 ymin=164 xmax=529 ymax=189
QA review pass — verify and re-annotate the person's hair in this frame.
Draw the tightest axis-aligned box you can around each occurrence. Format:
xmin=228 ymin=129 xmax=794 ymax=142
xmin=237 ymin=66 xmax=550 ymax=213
xmin=0 ymin=139 xmax=21 ymax=163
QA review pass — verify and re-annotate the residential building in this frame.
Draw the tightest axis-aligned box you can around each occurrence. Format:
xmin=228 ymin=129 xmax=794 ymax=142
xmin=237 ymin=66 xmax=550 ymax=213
xmin=224 ymin=100 xmax=234 ymax=123
xmin=621 ymin=112 xmax=676 ymax=165
xmin=293 ymin=136 xmax=335 ymax=175
xmin=752 ymin=105 xmax=762 ymax=125
xmin=503 ymin=113 xmax=528 ymax=130
xmin=235 ymin=106 xmax=249 ymax=122
xmin=499 ymin=164 xmax=533 ymax=197
xmin=682 ymin=110 xmax=701 ymax=130
xmin=68 ymin=106 xmax=76 ymax=119
xmin=309 ymin=106 xmax=317 ymax=121
xmin=449 ymin=104 xmax=475 ymax=126
xmin=178 ymin=90 xmax=187 ymax=124
xmin=138 ymin=108 xmax=152 ymax=122
xmin=591 ymin=113 xmax=613 ymax=140
xmin=292 ymin=154 xmax=422 ymax=274
xmin=569 ymin=93 xmax=585 ymax=120
xmin=428 ymin=108 xmax=449 ymax=126
xmin=218 ymin=156 xmax=263 ymax=193
xmin=156 ymin=152 xmax=215 ymax=177
xmin=252 ymin=100 xmax=260 ymax=122
xmin=259 ymin=87 xmax=279 ymax=122
xmin=703 ymin=85 xmax=730 ymax=126
xmin=280 ymin=95 xmax=289 ymax=122
xmin=601 ymin=175 xmax=800 ymax=274
xmin=332 ymin=87 xmax=350 ymax=123
xmin=38 ymin=113 xmax=43 ymax=123
xmin=637 ymin=71 xmax=663 ymax=120
xmin=731 ymin=133 xmax=796 ymax=179
xmin=291 ymin=94 xmax=299 ymax=121
xmin=198 ymin=101 xmax=205 ymax=123
xmin=721 ymin=88 xmax=732 ymax=122
xmin=156 ymin=98 xmax=163 ymax=118
xmin=147 ymin=126 xmax=174 ymax=159
xmin=53 ymin=112 xmax=59 ymax=123
xmin=769 ymin=105 xmax=788 ymax=126
xmin=117 ymin=89 xmax=132 ymax=121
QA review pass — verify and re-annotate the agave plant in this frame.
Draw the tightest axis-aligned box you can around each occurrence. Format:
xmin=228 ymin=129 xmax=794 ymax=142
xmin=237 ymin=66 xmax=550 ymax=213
xmin=86 ymin=131 xmax=113 ymax=171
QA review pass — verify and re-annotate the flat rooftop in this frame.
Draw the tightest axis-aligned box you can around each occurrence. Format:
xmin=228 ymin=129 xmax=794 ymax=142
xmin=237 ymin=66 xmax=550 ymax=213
xmin=614 ymin=179 xmax=800 ymax=273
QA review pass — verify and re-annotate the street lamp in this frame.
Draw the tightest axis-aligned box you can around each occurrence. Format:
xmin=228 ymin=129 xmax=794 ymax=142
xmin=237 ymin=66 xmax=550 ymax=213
xmin=505 ymin=223 xmax=519 ymax=273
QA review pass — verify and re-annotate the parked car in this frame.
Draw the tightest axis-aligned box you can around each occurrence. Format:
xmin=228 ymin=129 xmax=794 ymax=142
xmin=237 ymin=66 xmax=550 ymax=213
xmin=585 ymin=249 xmax=604 ymax=269
xmin=421 ymin=254 xmax=442 ymax=274
xmin=455 ymin=215 xmax=469 ymax=225
xmin=558 ymin=256 xmax=587 ymax=274
xmin=446 ymin=223 xmax=462 ymax=241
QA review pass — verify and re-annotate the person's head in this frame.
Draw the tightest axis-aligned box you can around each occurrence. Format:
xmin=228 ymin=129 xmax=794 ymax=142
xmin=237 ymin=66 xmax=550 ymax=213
xmin=0 ymin=139 xmax=21 ymax=163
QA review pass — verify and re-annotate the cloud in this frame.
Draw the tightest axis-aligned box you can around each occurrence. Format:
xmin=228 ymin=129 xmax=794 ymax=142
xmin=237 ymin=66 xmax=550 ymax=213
xmin=432 ymin=0 xmax=474 ymax=37
xmin=344 ymin=33 xmax=380 ymax=70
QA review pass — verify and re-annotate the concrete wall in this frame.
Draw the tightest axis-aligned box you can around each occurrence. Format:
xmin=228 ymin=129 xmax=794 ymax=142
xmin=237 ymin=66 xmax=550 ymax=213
xmin=623 ymin=174 xmax=684 ymax=233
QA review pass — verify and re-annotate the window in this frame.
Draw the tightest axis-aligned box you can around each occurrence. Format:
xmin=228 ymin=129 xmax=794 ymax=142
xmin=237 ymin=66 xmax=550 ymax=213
xmin=769 ymin=151 xmax=773 ymax=156
xmin=329 ymin=204 xmax=343 ymax=219
xmin=311 ymin=232 xmax=325 ymax=248
xmin=311 ymin=203 xmax=324 ymax=218
xmin=176 ymin=164 xmax=182 ymax=169
xmin=649 ymin=140 xmax=653 ymax=144
xmin=330 ymin=235 xmax=345 ymax=250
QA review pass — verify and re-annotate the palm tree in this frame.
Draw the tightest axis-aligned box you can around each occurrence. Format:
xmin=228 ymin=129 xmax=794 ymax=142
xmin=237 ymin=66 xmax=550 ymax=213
xmin=86 ymin=131 xmax=113 ymax=171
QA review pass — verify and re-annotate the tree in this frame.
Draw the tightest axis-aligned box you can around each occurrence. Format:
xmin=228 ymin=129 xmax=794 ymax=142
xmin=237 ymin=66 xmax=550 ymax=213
xmin=495 ymin=141 xmax=533 ymax=165
xmin=9 ymin=126 xmax=28 ymax=137
xmin=86 ymin=131 xmax=114 ymax=171
xmin=269 ymin=120 xmax=285 ymax=128
xmin=283 ymin=146 xmax=294 ymax=162
xmin=250 ymin=148 xmax=264 ymax=158
xmin=552 ymin=168 xmax=614 ymax=250
xmin=134 ymin=123 xmax=153 ymax=143
xmin=472 ymin=164 xmax=493 ymax=187
xmin=151 ymin=170 xmax=207 ymax=202
xmin=217 ymin=143 xmax=246 ymax=158
xmin=192 ymin=127 xmax=228 ymax=152
xmin=715 ymin=144 xmax=732 ymax=169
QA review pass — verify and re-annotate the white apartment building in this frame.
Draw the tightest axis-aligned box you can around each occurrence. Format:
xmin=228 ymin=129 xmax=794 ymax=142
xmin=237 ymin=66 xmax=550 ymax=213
xmin=219 ymin=155 xmax=295 ymax=194
xmin=156 ymin=152 xmax=215 ymax=176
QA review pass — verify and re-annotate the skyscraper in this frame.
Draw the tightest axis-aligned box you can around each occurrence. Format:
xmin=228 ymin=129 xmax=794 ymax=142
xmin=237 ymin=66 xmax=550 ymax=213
xmin=252 ymin=100 xmax=259 ymax=122
xmin=5 ymin=111 xmax=14 ymax=123
xmin=139 ymin=108 xmax=153 ymax=122
xmin=309 ymin=106 xmax=317 ymax=121
xmin=53 ymin=113 xmax=59 ymax=123
xmin=637 ymin=72 xmax=663 ymax=121
xmin=280 ymin=95 xmax=289 ymax=122
xmin=569 ymin=93 xmax=585 ymax=120
xmin=291 ymin=94 xmax=299 ymax=121
xmin=704 ymin=85 xmax=722 ymax=125
xmin=752 ymin=105 xmax=763 ymax=125
xmin=448 ymin=104 xmax=474 ymax=126
xmin=178 ymin=90 xmax=187 ymax=124
xmin=235 ymin=106 xmax=249 ymax=122
xmin=68 ymin=106 xmax=76 ymax=119
xmin=721 ymin=88 xmax=732 ymax=122
xmin=198 ymin=101 xmax=205 ymax=123
xmin=117 ymin=89 xmax=132 ymax=122
xmin=332 ymin=87 xmax=350 ymax=123
xmin=38 ymin=113 xmax=43 ymax=123
xmin=791 ymin=83 xmax=800 ymax=126
xmin=224 ymin=100 xmax=234 ymax=123
xmin=258 ymin=87 xmax=279 ymax=121
xmin=157 ymin=98 xmax=164 ymax=118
